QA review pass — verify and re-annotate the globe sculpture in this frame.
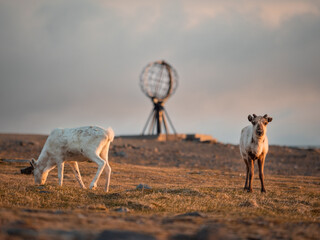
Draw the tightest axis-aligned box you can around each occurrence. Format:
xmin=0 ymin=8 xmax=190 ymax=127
xmin=140 ymin=60 xmax=178 ymax=135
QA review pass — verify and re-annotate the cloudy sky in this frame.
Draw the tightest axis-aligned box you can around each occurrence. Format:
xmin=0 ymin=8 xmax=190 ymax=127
xmin=1 ymin=0 xmax=320 ymax=146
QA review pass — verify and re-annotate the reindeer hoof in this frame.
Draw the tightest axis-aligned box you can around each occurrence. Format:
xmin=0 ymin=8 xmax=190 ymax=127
xmin=247 ymin=189 xmax=253 ymax=193
xmin=261 ymin=189 xmax=266 ymax=193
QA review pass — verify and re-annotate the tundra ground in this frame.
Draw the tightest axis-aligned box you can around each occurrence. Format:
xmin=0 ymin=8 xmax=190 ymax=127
xmin=0 ymin=134 xmax=319 ymax=239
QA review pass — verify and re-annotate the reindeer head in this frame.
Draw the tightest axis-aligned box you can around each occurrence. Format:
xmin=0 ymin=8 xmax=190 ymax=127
xmin=248 ymin=114 xmax=273 ymax=138
xmin=30 ymin=158 xmax=46 ymax=184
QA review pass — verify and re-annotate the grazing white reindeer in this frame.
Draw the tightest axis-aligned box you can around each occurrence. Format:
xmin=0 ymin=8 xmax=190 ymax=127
xmin=30 ymin=126 xmax=114 ymax=192
xmin=240 ymin=114 xmax=273 ymax=193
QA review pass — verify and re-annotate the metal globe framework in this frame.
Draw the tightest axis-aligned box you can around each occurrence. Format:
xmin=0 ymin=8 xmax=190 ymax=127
xmin=140 ymin=60 xmax=178 ymax=135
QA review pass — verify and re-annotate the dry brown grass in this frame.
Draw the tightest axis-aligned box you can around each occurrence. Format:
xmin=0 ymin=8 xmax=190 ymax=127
xmin=0 ymin=135 xmax=319 ymax=239
xmin=1 ymin=161 xmax=319 ymax=222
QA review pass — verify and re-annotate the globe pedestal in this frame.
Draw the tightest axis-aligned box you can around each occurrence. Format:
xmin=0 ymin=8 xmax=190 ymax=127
xmin=141 ymin=98 xmax=176 ymax=135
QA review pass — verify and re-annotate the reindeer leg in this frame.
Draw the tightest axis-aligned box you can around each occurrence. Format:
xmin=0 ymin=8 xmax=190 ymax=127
xmin=248 ymin=159 xmax=254 ymax=192
xmin=100 ymin=144 xmax=111 ymax=192
xmin=57 ymin=161 xmax=65 ymax=187
xmin=258 ymin=156 xmax=266 ymax=193
xmin=104 ymin=163 xmax=111 ymax=192
xmin=244 ymin=158 xmax=249 ymax=190
xmin=68 ymin=161 xmax=86 ymax=189
xmin=87 ymin=152 xmax=106 ymax=190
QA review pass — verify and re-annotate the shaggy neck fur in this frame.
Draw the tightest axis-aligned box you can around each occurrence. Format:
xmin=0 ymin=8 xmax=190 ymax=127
xmin=250 ymin=133 xmax=266 ymax=159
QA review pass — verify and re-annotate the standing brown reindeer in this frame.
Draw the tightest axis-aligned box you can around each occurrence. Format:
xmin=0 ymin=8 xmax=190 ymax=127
xmin=240 ymin=114 xmax=273 ymax=193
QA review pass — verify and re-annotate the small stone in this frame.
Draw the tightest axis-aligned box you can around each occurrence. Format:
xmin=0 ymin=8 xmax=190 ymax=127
xmin=136 ymin=184 xmax=152 ymax=190
xmin=113 ymin=207 xmax=130 ymax=213
xmin=96 ymin=230 xmax=156 ymax=240
xmin=113 ymin=151 xmax=127 ymax=158
xmin=39 ymin=191 xmax=51 ymax=194
xmin=20 ymin=166 xmax=33 ymax=175
xmin=175 ymin=211 xmax=206 ymax=218
xmin=54 ymin=210 xmax=65 ymax=214
xmin=171 ymin=234 xmax=194 ymax=240
xmin=6 ymin=228 xmax=38 ymax=238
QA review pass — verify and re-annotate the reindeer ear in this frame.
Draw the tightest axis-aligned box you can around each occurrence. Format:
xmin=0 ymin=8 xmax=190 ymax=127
xmin=267 ymin=117 xmax=273 ymax=123
xmin=30 ymin=158 xmax=36 ymax=168
xmin=248 ymin=115 xmax=253 ymax=122
xmin=253 ymin=114 xmax=257 ymax=118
